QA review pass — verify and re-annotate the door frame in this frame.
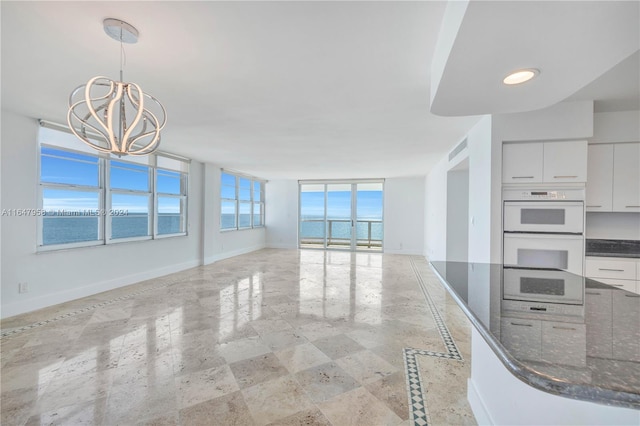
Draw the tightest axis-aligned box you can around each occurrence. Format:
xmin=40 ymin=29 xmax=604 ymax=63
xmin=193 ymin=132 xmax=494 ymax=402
xmin=298 ymin=179 xmax=385 ymax=252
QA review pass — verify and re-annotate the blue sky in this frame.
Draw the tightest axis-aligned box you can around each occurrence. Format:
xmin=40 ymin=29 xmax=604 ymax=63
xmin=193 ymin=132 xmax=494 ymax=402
xmin=41 ymin=148 xmax=181 ymax=213
xmin=301 ymin=190 xmax=383 ymax=219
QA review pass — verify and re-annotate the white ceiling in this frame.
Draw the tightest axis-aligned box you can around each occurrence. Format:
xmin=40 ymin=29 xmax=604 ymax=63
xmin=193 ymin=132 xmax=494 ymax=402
xmin=2 ymin=1 xmax=638 ymax=180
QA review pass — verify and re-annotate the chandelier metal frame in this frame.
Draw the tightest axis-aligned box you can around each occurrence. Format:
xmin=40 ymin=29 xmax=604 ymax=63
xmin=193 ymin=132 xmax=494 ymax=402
xmin=67 ymin=18 xmax=166 ymax=157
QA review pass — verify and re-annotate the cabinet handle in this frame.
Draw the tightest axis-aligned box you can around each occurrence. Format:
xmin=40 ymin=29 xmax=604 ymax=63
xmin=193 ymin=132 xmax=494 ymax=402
xmin=598 ymin=268 xmax=624 ymax=272
xmin=510 ymin=322 xmax=533 ymax=327
xmin=553 ymin=175 xmax=578 ymax=178
xmin=611 ymin=284 xmax=625 ymax=287
xmin=552 ymin=326 xmax=576 ymax=331
xmin=625 ymin=206 xmax=640 ymax=208
xmin=586 ymin=291 xmax=601 ymax=295
xmin=586 ymin=205 xmax=602 ymax=208
xmin=512 ymin=176 xmax=534 ymax=179
xmin=625 ymin=294 xmax=640 ymax=298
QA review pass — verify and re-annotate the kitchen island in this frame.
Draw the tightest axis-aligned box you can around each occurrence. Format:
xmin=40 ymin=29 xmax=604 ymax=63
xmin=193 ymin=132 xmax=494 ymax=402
xmin=430 ymin=261 xmax=640 ymax=425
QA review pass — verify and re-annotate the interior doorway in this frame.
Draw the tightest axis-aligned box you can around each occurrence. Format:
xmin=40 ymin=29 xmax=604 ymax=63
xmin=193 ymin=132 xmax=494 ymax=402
xmin=446 ymin=159 xmax=470 ymax=262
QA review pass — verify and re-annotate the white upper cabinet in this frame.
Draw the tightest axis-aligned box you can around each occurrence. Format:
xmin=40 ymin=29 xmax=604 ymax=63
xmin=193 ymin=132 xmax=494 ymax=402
xmin=543 ymin=141 xmax=588 ymax=183
xmin=502 ymin=141 xmax=587 ymax=184
xmin=502 ymin=142 xmax=543 ymax=183
xmin=586 ymin=144 xmax=614 ymax=211
xmin=612 ymin=142 xmax=640 ymax=212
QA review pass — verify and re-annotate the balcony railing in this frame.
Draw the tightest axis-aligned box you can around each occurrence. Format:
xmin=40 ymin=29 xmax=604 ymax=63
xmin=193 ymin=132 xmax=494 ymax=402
xmin=300 ymin=219 xmax=382 ymax=250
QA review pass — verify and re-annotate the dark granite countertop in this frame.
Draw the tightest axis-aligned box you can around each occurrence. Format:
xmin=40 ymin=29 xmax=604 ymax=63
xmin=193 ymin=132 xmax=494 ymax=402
xmin=586 ymin=239 xmax=640 ymax=259
xmin=430 ymin=261 xmax=640 ymax=410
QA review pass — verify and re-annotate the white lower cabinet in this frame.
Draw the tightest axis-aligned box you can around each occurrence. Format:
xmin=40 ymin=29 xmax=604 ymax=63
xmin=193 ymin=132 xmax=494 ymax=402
xmin=541 ymin=321 xmax=586 ymax=367
xmin=500 ymin=317 xmax=586 ymax=366
xmin=501 ymin=318 xmax=541 ymax=361
xmin=585 ymin=284 xmax=640 ymax=362
xmin=612 ymin=290 xmax=640 ymax=362
xmin=585 ymin=257 xmax=640 ymax=294
xmin=586 ymin=289 xmax=613 ymax=358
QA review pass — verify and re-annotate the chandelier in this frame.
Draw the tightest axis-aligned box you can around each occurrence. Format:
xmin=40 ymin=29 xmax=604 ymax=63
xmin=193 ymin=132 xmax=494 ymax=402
xmin=67 ymin=18 xmax=167 ymax=156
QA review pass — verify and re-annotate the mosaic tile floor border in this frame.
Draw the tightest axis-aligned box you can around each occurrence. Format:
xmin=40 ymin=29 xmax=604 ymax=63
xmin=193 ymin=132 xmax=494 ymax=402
xmin=0 ymin=279 xmax=178 ymax=339
xmin=2 ymin=253 xmax=466 ymax=426
xmin=404 ymin=258 xmax=464 ymax=426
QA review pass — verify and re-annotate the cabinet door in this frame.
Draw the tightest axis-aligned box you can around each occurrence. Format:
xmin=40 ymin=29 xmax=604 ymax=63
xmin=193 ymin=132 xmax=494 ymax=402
xmin=500 ymin=317 xmax=542 ymax=361
xmin=613 ymin=143 xmax=640 ymax=212
xmin=585 ymin=258 xmax=636 ymax=280
xmin=612 ymin=290 xmax=640 ymax=362
xmin=586 ymin=144 xmax=614 ymax=211
xmin=541 ymin=321 xmax=586 ymax=367
xmin=502 ymin=142 xmax=543 ymax=183
xmin=586 ymin=289 xmax=612 ymax=358
xmin=595 ymin=278 xmax=638 ymax=294
xmin=543 ymin=140 xmax=588 ymax=183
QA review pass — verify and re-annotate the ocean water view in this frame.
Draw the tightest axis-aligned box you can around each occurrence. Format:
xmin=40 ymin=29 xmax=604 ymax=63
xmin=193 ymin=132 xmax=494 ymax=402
xmin=43 ymin=213 xmax=182 ymax=245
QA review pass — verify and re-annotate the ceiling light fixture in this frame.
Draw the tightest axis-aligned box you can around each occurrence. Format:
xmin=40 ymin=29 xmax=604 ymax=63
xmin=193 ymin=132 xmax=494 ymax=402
xmin=67 ymin=18 xmax=166 ymax=156
xmin=503 ymin=68 xmax=540 ymax=85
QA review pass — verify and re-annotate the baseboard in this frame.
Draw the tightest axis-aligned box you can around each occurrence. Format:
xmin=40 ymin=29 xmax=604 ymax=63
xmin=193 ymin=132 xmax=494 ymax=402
xmin=467 ymin=377 xmax=493 ymax=426
xmin=383 ymin=248 xmax=424 ymax=255
xmin=265 ymin=242 xmax=298 ymax=249
xmin=203 ymin=244 xmax=266 ymax=265
xmin=1 ymin=259 xmax=201 ymax=319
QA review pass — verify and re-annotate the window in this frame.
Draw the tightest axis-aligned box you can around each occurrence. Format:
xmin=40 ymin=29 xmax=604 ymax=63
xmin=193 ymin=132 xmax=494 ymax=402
xmin=38 ymin=126 xmax=189 ymax=249
xmin=156 ymin=164 xmax=188 ymax=236
xmin=40 ymin=147 xmax=103 ymax=246
xmin=220 ymin=171 xmax=265 ymax=230
xmin=110 ymin=161 xmax=151 ymax=240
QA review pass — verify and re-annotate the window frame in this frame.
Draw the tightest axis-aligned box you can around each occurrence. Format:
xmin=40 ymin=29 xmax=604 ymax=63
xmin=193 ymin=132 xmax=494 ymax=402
xmin=37 ymin=138 xmax=190 ymax=252
xmin=220 ymin=171 xmax=265 ymax=232
xmin=155 ymin=166 xmax=189 ymax=238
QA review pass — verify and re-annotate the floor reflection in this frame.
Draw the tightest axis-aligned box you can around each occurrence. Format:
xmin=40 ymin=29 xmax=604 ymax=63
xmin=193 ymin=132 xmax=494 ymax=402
xmin=1 ymin=249 xmax=474 ymax=425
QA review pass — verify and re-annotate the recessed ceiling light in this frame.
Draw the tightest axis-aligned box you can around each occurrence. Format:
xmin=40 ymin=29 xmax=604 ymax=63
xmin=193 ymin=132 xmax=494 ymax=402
xmin=503 ymin=68 xmax=540 ymax=85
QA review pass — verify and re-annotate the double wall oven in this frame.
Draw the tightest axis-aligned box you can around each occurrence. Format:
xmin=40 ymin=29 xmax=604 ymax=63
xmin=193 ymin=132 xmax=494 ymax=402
xmin=502 ymin=187 xmax=586 ymax=318
xmin=503 ymin=187 xmax=585 ymax=275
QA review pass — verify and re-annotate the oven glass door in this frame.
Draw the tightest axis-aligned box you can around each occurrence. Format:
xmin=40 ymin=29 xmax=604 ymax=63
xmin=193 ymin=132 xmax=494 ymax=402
xmin=503 ymin=268 xmax=584 ymax=305
xmin=503 ymin=233 xmax=584 ymax=275
xmin=503 ymin=201 xmax=584 ymax=233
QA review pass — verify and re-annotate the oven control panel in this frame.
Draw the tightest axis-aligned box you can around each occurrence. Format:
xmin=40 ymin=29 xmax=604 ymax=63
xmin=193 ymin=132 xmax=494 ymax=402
xmin=502 ymin=187 xmax=585 ymax=201
xmin=502 ymin=299 xmax=585 ymax=319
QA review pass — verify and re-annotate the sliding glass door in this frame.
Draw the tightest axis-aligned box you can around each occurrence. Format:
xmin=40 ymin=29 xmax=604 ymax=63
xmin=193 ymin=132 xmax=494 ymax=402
xmin=299 ymin=180 xmax=383 ymax=251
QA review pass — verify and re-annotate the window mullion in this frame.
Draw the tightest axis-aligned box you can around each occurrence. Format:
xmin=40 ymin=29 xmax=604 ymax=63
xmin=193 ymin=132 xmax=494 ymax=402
xmin=104 ymin=157 xmax=111 ymax=243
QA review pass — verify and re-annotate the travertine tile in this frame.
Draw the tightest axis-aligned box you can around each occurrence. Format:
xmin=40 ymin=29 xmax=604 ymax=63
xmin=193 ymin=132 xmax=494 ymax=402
xmin=1 ymin=249 xmax=475 ymax=426
xmin=311 ymin=334 xmax=366 ymax=360
xmin=229 ymin=353 xmax=288 ymax=389
xmin=317 ymin=386 xmax=403 ymax=426
xmin=178 ymin=391 xmax=252 ymax=425
xmin=294 ymin=362 xmax=360 ymax=403
xmin=175 ymin=365 xmax=239 ymax=409
xmin=335 ymin=349 xmax=398 ymax=384
xmin=274 ymin=342 xmax=332 ymax=374
xmin=242 ymin=375 xmax=314 ymax=425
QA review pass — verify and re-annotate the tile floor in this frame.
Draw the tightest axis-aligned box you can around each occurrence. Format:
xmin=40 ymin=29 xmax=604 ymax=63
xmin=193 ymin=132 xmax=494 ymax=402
xmin=1 ymin=249 xmax=476 ymax=425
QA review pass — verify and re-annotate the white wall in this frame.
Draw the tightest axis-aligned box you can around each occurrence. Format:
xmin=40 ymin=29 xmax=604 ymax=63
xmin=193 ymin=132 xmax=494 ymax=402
xmin=1 ymin=111 xmax=268 ymax=318
xmin=265 ymin=178 xmax=425 ymax=255
xmin=425 ymin=156 xmax=449 ymax=261
xmin=1 ymin=111 xmax=202 ymax=318
xmin=425 ymin=115 xmax=496 ymax=263
xmin=201 ymin=163 xmax=266 ymax=264
xmin=591 ymin=110 xmax=640 ymax=144
xmin=494 ymin=100 xmax=594 ymax=142
xmin=467 ymin=116 xmax=495 ymax=263
xmin=265 ymin=180 xmax=299 ymax=249
xmin=384 ymin=177 xmax=425 ymax=255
